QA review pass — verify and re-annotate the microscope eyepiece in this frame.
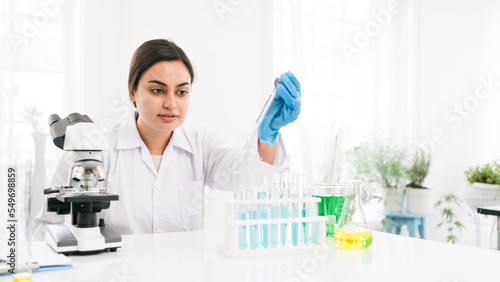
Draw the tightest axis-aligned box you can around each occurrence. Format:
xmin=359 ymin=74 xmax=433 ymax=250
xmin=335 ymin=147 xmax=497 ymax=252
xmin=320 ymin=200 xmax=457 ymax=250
xmin=48 ymin=114 xmax=61 ymax=126
xmin=67 ymin=113 xmax=93 ymax=124
xmin=48 ymin=112 xmax=94 ymax=150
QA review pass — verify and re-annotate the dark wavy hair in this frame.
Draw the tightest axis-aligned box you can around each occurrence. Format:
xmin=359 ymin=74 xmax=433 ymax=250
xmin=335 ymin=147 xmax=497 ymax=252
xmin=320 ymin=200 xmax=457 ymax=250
xmin=128 ymin=39 xmax=194 ymax=107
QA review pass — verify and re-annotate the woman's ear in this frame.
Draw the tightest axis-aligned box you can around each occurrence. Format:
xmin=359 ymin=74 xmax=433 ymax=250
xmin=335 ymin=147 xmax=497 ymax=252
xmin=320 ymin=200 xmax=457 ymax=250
xmin=130 ymin=91 xmax=137 ymax=108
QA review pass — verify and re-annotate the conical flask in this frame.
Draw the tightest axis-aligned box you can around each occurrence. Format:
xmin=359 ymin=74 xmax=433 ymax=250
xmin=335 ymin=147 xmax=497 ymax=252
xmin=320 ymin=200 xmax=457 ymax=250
xmin=334 ymin=180 xmax=373 ymax=250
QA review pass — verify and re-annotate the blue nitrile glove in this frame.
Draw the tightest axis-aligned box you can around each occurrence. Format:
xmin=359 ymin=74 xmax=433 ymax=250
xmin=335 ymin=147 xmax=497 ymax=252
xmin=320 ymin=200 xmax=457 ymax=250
xmin=258 ymin=71 xmax=301 ymax=147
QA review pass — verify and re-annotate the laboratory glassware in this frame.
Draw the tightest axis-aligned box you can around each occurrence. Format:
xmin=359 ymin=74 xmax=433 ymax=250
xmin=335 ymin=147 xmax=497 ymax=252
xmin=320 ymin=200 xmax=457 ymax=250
xmin=290 ymin=173 xmax=300 ymax=246
xmin=334 ymin=181 xmax=373 ymax=250
xmin=269 ymin=186 xmax=279 ymax=248
xmin=247 ymin=190 xmax=259 ymax=249
xmin=280 ymin=173 xmax=290 ymax=247
xmin=312 ymin=183 xmax=352 ymax=238
xmin=257 ymin=190 xmax=268 ymax=248
xmin=280 ymin=188 xmax=290 ymax=247
xmin=302 ymin=193 xmax=312 ymax=245
xmin=234 ymin=190 xmax=247 ymax=249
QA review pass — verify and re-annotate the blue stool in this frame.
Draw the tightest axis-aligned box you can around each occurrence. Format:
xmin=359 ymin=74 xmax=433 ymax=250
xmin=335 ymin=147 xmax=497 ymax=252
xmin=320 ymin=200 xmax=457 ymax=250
xmin=383 ymin=212 xmax=432 ymax=239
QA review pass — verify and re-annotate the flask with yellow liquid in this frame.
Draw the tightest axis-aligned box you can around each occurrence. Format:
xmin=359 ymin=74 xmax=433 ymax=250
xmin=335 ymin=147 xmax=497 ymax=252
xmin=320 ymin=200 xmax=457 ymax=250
xmin=334 ymin=180 xmax=373 ymax=250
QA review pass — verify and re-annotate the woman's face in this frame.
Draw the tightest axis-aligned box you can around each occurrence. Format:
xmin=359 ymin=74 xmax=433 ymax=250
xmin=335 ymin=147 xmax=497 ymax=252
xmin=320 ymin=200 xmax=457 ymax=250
xmin=131 ymin=60 xmax=191 ymax=135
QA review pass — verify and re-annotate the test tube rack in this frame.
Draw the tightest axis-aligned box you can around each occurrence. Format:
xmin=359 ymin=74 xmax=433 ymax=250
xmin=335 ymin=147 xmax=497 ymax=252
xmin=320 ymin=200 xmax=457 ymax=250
xmin=217 ymin=197 xmax=328 ymax=259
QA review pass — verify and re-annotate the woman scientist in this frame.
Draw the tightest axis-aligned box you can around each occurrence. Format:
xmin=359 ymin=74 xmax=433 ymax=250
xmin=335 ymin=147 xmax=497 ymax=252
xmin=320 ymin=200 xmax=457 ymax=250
xmin=34 ymin=39 xmax=301 ymax=238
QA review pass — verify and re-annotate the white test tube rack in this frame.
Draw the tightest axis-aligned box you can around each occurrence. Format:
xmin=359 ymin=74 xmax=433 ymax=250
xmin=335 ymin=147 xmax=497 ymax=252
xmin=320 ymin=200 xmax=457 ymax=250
xmin=217 ymin=197 xmax=328 ymax=259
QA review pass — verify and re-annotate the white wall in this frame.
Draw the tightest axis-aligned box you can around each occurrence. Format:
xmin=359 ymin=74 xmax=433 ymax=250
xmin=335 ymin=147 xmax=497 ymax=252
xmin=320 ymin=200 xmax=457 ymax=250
xmin=417 ymin=0 xmax=500 ymax=247
xmin=81 ymin=0 xmax=274 ymax=143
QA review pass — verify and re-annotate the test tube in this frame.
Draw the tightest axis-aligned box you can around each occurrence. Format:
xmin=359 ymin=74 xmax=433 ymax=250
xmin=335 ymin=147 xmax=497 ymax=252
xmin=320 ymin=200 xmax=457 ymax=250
xmin=290 ymin=173 xmax=300 ymax=246
xmin=280 ymin=173 xmax=290 ymax=247
xmin=270 ymin=182 xmax=279 ymax=248
xmin=311 ymin=196 xmax=319 ymax=244
xmin=247 ymin=190 xmax=258 ymax=249
xmin=302 ymin=192 xmax=312 ymax=245
xmin=257 ymin=190 xmax=268 ymax=248
xmin=234 ymin=190 xmax=247 ymax=249
xmin=281 ymin=188 xmax=290 ymax=247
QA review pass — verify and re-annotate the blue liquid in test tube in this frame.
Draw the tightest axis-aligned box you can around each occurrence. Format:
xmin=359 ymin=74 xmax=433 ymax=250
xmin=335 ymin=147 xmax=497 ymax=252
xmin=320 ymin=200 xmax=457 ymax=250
xmin=270 ymin=187 xmax=279 ymax=248
xmin=290 ymin=173 xmax=300 ymax=246
xmin=257 ymin=192 xmax=268 ymax=248
xmin=302 ymin=193 xmax=311 ymax=245
xmin=234 ymin=190 xmax=247 ymax=249
xmin=291 ymin=194 xmax=299 ymax=246
xmin=281 ymin=188 xmax=290 ymax=247
xmin=247 ymin=190 xmax=258 ymax=249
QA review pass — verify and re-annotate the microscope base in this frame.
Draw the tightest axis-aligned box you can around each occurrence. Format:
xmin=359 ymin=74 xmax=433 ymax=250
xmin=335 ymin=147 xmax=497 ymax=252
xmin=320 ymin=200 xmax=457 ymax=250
xmin=46 ymin=224 xmax=122 ymax=254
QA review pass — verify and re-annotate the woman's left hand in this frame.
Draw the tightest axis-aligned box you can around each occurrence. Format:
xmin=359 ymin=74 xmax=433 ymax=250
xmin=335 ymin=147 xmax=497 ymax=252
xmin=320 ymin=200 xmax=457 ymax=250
xmin=258 ymin=71 xmax=301 ymax=147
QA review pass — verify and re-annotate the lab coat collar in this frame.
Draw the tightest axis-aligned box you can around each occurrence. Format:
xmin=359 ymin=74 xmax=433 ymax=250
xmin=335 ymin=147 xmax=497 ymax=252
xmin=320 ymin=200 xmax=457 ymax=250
xmin=170 ymin=126 xmax=193 ymax=154
xmin=116 ymin=112 xmax=143 ymax=150
xmin=116 ymin=112 xmax=193 ymax=154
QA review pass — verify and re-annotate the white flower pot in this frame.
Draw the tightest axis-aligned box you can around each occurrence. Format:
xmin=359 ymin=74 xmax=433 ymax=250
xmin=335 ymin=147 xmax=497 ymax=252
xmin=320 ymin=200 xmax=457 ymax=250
xmin=470 ymin=182 xmax=500 ymax=190
xmin=464 ymin=182 xmax=500 ymax=210
xmin=406 ymin=187 xmax=435 ymax=214
xmin=384 ymin=187 xmax=405 ymax=213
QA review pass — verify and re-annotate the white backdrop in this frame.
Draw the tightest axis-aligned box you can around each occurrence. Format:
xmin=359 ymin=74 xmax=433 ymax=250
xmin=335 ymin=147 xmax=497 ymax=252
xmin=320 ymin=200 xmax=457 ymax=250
xmin=80 ymin=0 xmax=274 ymax=142
xmin=417 ymin=0 xmax=500 ymax=247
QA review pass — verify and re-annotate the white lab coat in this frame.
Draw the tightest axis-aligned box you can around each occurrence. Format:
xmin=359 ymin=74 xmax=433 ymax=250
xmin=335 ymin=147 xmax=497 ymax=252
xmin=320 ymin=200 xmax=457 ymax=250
xmin=34 ymin=112 xmax=286 ymax=238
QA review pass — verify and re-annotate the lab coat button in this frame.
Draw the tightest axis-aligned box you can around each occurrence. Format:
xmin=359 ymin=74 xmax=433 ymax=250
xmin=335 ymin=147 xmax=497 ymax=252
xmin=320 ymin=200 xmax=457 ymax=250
xmin=154 ymin=182 xmax=161 ymax=189
xmin=155 ymin=230 xmax=162 ymax=234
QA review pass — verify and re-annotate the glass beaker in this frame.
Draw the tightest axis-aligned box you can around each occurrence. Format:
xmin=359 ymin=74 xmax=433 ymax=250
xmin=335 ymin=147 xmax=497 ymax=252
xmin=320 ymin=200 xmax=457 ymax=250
xmin=311 ymin=183 xmax=352 ymax=239
xmin=334 ymin=180 xmax=373 ymax=250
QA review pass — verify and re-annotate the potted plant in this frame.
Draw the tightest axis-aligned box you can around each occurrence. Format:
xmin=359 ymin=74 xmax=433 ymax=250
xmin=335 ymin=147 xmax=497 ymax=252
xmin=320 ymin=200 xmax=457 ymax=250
xmin=371 ymin=142 xmax=408 ymax=212
xmin=346 ymin=141 xmax=408 ymax=212
xmin=343 ymin=141 xmax=381 ymax=205
xmin=465 ymin=162 xmax=500 ymax=188
xmin=463 ymin=162 xmax=500 ymax=210
xmin=405 ymin=149 xmax=435 ymax=214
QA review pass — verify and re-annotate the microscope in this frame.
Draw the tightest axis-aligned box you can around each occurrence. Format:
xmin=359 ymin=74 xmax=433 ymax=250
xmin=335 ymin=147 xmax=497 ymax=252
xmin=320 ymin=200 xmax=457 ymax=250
xmin=44 ymin=113 xmax=122 ymax=254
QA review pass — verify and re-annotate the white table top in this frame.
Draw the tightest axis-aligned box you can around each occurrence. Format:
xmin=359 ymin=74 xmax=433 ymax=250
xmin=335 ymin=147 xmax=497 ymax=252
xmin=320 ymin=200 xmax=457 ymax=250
xmin=3 ymin=230 xmax=500 ymax=282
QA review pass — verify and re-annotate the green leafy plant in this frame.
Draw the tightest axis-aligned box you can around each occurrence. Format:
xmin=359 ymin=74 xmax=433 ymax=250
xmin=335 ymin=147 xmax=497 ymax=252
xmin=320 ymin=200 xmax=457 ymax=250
xmin=406 ymin=149 xmax=431 ymax=188
xmin=370 ymin=142 xmax=408 ymax=188
xmin=346 ymin=141 xmax=409 ymax=188
xmin=381 ymin=217 xmax=400 ymax=232
xmin=345 ymin=142 xmax=373 ymax=181
xmin=435 ymin=194 xmax=464 ymax=244
xmin=464 ymin=162 xmax=500 ymax=185
xmin=345 ymin=141 xmax=409 ymax=209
